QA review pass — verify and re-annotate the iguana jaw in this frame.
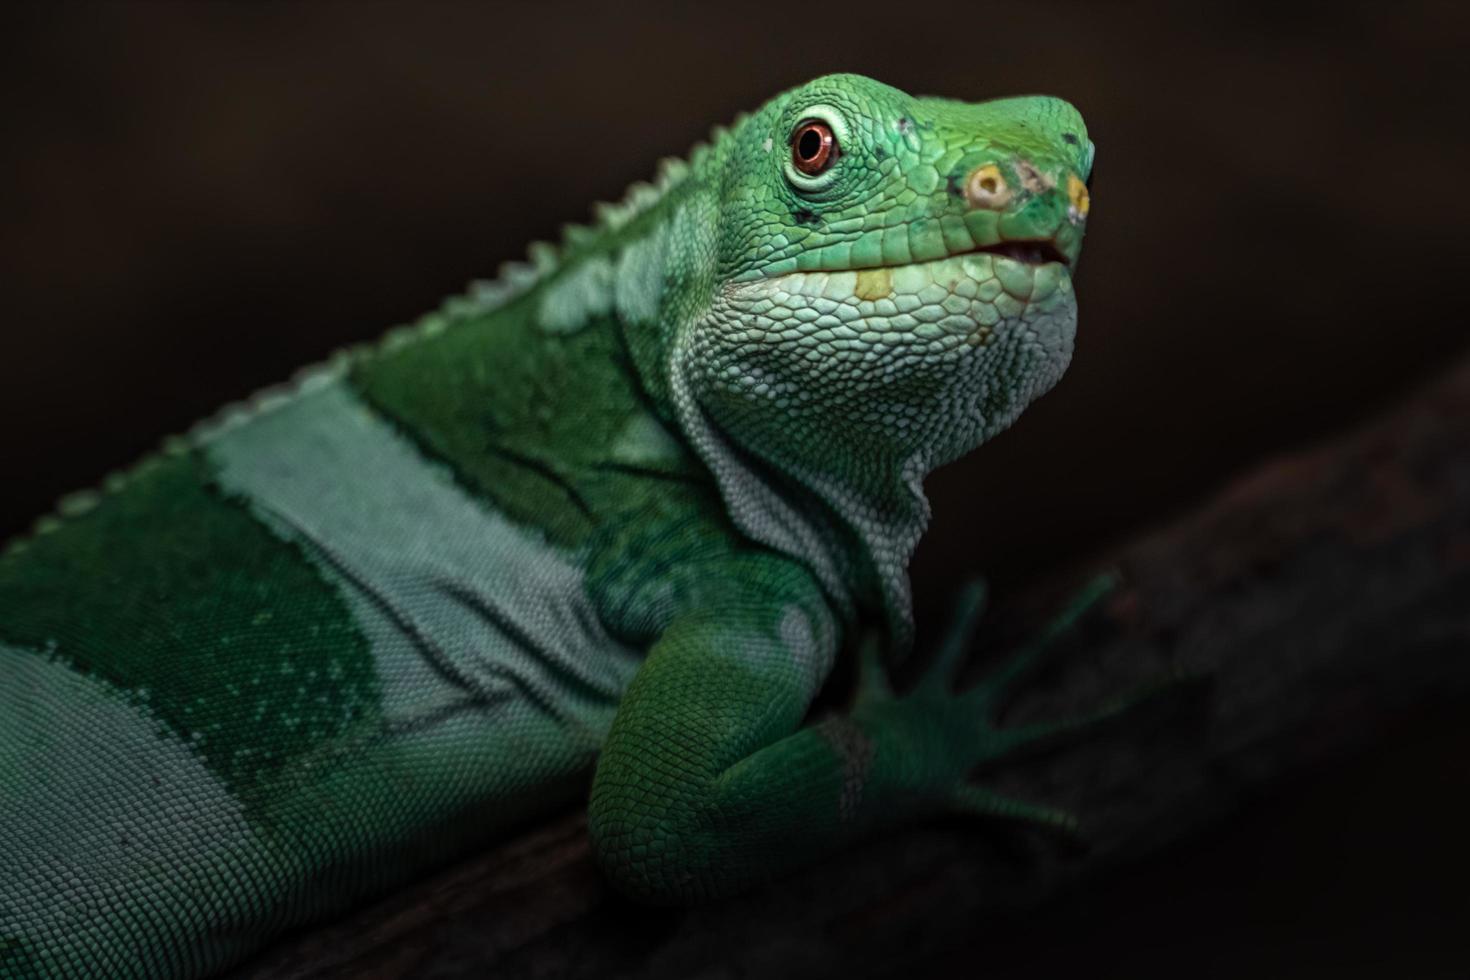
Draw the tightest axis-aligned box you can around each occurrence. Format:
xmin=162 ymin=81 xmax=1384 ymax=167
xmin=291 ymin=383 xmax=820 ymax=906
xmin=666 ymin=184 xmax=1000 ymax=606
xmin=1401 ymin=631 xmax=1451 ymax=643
xmin=730 ymin=246 xmax=1074 ymax=322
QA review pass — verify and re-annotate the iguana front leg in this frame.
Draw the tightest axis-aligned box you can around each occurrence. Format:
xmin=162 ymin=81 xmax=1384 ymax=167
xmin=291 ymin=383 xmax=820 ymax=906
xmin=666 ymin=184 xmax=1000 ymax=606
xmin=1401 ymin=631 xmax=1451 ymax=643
xmin=589 ymin=564 xmax=1124 ymax=900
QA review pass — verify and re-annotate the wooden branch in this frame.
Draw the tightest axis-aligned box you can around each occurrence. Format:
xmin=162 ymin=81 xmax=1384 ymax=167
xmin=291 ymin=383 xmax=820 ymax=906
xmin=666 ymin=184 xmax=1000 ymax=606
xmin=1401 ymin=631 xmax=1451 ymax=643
xmin=231 ymin=356 xmax=1470 ymax=980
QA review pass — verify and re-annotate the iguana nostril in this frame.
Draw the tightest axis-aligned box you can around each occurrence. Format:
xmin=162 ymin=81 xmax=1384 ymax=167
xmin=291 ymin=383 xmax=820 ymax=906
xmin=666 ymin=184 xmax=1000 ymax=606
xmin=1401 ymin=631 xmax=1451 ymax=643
xmin=965 ymin=164 xmax=1011 ymax=210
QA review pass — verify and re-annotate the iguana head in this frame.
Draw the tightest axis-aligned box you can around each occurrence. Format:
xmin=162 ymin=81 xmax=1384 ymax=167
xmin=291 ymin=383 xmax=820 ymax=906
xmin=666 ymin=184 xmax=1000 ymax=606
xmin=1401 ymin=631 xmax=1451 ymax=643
xmin=673 ymin=73 xmax=1095 ymax=639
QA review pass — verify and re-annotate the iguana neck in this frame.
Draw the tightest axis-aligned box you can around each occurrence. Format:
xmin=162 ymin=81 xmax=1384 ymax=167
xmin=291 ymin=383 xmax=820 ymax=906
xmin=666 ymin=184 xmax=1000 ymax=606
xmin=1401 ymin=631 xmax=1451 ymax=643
xmin=662 ymin=358 xmax=929 ymax=652
xmin=600 ymin=202 xmax=927 ymax=650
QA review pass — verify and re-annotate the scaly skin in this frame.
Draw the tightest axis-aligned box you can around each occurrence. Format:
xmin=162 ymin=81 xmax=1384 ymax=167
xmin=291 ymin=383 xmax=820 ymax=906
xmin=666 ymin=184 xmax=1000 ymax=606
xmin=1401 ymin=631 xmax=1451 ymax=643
xmin=0 ymin=74 xmax=1095 ymax=976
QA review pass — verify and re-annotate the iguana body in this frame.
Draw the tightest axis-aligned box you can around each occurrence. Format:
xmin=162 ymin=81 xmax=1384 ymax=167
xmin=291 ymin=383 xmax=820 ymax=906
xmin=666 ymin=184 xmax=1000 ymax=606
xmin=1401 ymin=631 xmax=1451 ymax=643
xmin=0 ymin=74 xmax=1095 ymax=977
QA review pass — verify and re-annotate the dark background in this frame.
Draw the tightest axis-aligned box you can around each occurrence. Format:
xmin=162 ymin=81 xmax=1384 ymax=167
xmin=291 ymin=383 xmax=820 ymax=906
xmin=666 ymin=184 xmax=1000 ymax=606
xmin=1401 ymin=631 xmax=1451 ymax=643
xmin=2 ymin=2 xmax=1467 ymax=976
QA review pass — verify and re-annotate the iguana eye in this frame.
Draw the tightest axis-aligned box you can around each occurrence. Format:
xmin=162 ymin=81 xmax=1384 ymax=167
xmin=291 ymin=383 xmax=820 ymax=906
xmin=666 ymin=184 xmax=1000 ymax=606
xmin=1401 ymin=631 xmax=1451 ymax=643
xmin=790 ymin=120 xmax=837 ymax=175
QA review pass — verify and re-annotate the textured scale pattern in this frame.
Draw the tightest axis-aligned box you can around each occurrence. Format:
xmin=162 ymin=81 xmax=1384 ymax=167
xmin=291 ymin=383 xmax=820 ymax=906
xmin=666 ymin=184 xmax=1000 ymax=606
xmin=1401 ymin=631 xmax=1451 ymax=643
xmin=1 ymin=74 xmax=1095 ymax=977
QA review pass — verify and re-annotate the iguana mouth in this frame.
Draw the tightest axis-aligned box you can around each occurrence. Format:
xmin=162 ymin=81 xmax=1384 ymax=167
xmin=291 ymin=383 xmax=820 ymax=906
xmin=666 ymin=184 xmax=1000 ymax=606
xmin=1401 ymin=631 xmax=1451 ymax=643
xmin=963 ymin=239 xmax=1070 ymax=268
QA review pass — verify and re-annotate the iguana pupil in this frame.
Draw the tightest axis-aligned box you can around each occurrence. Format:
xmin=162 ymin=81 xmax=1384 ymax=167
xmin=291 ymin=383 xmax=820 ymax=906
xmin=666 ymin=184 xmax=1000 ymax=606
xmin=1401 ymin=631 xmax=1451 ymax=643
xmin=791 ymin=120 xmax=835 ymax=174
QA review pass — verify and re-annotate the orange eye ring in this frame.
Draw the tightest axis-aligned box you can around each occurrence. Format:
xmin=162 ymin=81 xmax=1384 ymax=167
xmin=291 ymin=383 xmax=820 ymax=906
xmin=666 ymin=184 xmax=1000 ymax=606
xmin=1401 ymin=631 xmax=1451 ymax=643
xmin=790 ymin=120 xmax=837 ymax=176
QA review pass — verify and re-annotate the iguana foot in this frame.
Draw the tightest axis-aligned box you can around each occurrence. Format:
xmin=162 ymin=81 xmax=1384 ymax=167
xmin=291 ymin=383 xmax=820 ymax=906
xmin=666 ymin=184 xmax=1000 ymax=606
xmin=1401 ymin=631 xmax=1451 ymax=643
xmin=854 ymin=571 xmax=1167 ymax=836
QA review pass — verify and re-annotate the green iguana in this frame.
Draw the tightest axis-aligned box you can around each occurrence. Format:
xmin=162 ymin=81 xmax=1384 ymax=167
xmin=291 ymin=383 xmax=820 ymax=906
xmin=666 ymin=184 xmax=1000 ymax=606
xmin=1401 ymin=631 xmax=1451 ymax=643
xmin=1 ymin=73 xmax=1105 ymax=978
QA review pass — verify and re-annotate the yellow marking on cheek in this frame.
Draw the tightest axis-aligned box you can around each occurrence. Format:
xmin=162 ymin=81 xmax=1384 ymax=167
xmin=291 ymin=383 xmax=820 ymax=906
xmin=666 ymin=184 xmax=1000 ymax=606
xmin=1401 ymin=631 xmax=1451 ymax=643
xmin=1067 ymin=173 xmax=1090 ymax=219
xmin=854 ymin=267 xmax=892 ymax=301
